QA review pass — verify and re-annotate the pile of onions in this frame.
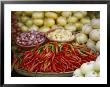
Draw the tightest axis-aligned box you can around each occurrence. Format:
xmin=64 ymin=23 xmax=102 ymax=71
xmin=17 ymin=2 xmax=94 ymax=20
xmin=16 ymin=30 xmax=45 ymax=46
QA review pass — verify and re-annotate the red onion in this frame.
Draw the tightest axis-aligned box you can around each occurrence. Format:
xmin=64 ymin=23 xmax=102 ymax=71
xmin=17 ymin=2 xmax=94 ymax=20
xmin=16 ymin=30 xmax=46 ymax=47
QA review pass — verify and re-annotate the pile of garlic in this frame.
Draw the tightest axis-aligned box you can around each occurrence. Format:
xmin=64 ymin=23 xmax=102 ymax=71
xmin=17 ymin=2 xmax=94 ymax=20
xmin=73 ymin=55 xmax=100 ymax=77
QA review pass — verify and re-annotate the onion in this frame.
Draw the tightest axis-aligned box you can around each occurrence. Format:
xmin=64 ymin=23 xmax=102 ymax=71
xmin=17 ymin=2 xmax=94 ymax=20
xmin=25 ymin=19 xmax=33 ymax=27
xmin=85 ymin=71 xmax=97 ymax=77
xmin=93 ymin=60 xmax=100 ymax=72
xmin=65 ymin=24 xmax=76 ymax=32
xmin=33 ymin=19 xmax=43 ymax=26
xmin=61 ymin=11 xmax=72 ymax=17
xmin=17 ymin=22 xmax=24 ymax=28
xmin=80 ymin=17 xmax=91 ymax=24
xmin=81 ymin=11 xmax=87 ymax=16
xmin=21 ymin=25 xmax=28 ymax=32
xmin=75 ymin=22 xmax=83 ymax=31
xmin=89 ymin=29 xmax=100 ymax=41
xmin=15 ymin=11 xmax=22 ymax=16
xmin=57 ymin=17 xmax=67 ymax=26
xmin=51 ymin=25 xmax=64 ymax=29
xmin=21 ymin=16 xmax=29 ymax=23
xmin=24 ymin=11 xmax=33 ymax=16
xmin=39 ymin=26 xmax=50 ymax=32
xmin=82 ymin=24 xmax=92 ymax=34
xmin=67 ymin=16 xmax=78 ymax=23
xmin=73 ymin=69 xmax=83 ymax=77
xmin=29 ymin=25 xmax=39 ymax=31
xmin=80 ymin=62 xmax=94 ymax=75
xmin=76 ymin=33 xmax=88 ymax=44
xmin=95 ymin=41 xmax=100 ymax=51
xmin=86 ymin=39 xmax=96 ymax=49
xmin=44 ymin=18 xmax=55 ymax=27
xmin=32 ymin=12 xmax=44 ymax=19
xmin=74 ymin=11 xmax=84 ymax=19
xmin=45 ymin=12 xmax=58 ymax=19
xmin=91 ymin=18 xmax=100 ymax=29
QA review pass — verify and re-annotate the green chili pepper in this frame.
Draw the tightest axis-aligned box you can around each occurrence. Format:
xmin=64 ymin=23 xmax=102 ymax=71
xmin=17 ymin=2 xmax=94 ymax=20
xmin=48 ymin=44 xmax=55 ymax=52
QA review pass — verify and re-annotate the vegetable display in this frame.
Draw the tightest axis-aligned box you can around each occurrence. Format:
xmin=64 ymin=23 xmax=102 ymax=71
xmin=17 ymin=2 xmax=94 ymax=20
xmin=11 ymin=11 xmax=100 ymax=77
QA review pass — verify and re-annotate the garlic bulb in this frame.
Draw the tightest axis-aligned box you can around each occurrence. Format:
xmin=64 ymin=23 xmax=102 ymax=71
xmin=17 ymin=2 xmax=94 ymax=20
xmin=86 ymin=39 xmax=96 ymax=49
xmin=82 ymin=24 xmax=92 ymax=34
xmin=89 ymin=29 xmax=100 ymax=41
xmin=91 ymin=18 xmax=100 ymax=29
xmin=76 ymin=33 xmax=88 ymax=44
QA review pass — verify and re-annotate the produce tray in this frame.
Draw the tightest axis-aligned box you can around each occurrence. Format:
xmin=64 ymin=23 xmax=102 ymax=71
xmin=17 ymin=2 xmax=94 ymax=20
xmin=14 ymin=69 xmax=73 ymax=77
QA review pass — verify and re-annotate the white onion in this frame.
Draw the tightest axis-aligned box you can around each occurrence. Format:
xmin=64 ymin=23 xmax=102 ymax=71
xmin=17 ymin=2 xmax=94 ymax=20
xmin=89 ymin=29 xmax=100 ymax=41
xmin=91 ymin=18 xmax=100 ymax=29
xmin=45 ymin=12 xmax=58 ymax=19
xmin=32 ymin=12 xmax=44 ymax=19
xmin=44 ymin=18 xmax=55 ymax=27
xmin=82 ymin=24 xmax=92 ymax=34
xmin=73 ymin=68 xmax=83 ymax=77
xmin=93 ymin=59 xmax=100 ymax=72
xmin=76 ymin=33 xmax=88 ymax=44
xmin=33 ymin=19 xmax=43 ymax=26
xmin=95 ymin=41 xmax=100 ymax=52
xmin=65 ymin=24 xmax=76 ymax=32
xmin=86 ymin=39 xmax=96 ymax=49
xmin=80 ymin=62 xmax=94 ymax=74
xmin=85 ymin=71 xmax=97 ymax=77
xmin=67 ymin=16 xmax=78 ymax=23
xmin=61 ymin=11 xmax=72 ymax=17
xmin=57 ymin=17 xmax=67 ymax=26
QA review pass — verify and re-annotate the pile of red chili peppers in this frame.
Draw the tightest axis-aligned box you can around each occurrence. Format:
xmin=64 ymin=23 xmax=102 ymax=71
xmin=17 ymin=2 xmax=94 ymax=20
xmin=12 ymin=42 xmax=98 ymax=73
